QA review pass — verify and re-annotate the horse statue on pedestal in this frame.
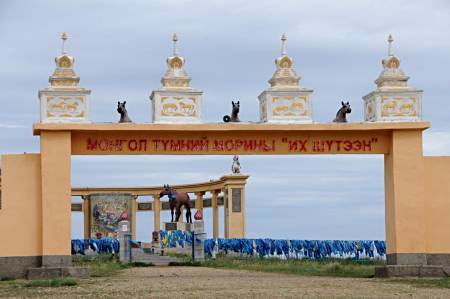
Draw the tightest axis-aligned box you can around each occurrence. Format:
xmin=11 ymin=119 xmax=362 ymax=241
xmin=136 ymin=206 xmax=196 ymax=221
xmin=159 ymin=184 xmax=192 ymax=223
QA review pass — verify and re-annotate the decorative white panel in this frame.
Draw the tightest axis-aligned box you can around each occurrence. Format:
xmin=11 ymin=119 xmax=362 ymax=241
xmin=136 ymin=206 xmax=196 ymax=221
xmin=258 ymin=90 xmax=313 ymax=123
xmin=363 ymin=91 xmax=422 ymax=122
xmin=151 ymin=90 xmax=202 ymax=123
xmin=39 ymin=91 xmax=90 ymax=123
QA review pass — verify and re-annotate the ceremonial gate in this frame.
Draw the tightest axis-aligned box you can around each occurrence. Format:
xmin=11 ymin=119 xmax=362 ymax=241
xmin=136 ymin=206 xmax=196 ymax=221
xmin=2 ymin=120 xmax=450 ymax=278
xmin=30 ymin=121 xmax=450 ymax=267
xmin=1 ymin=32 xmax=450 ymax=279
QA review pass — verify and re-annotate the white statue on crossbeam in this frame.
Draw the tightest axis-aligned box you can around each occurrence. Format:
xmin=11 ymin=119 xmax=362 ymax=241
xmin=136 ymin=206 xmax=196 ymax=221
xmin=232 ymin=155 xmax=241 ymax=174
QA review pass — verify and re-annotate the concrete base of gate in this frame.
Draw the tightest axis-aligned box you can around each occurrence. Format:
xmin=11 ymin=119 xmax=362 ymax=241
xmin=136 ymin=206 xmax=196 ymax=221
xmin=376 ymin=253 xmax=450 ymax=277
xmin=375 ymin=265 xmax=450 ymax=278
xmin=27 ymin=267 xmax=89 ymax=280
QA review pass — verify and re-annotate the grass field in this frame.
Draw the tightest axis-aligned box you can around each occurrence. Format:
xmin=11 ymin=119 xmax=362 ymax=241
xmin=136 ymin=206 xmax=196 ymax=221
xmin=72 ymin=253 xmax=131 ymax=277
xmin=2 ymin=254 xmax=450 ymax=293
xmin=201 ymin=256 xmax=384 ymax=278
xmin=200 ymin=256 xmax=450 ymax=289
xmin=72 ymin=254 xmax=154 ymax=277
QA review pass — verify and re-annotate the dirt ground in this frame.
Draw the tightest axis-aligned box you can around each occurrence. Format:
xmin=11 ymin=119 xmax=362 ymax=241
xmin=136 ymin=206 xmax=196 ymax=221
xmin=2 ymin=267 xmax=450 ymax=298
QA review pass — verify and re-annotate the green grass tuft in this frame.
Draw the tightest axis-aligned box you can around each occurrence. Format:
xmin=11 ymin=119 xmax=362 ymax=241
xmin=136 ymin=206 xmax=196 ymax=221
xmin=169 ymin=261 xmax=202 ymax=267
xmin=130 ymin=262 xmax=154 ymax=267
xmin=72 ymin=254 xmax=131 ymax=277
xmin=25 ymin=278 xmax=77 ymax=288
xmin=201 ymin=256 xmax=385 ymax=278
xmin=388 ymin=278 xmax=450 ymax=289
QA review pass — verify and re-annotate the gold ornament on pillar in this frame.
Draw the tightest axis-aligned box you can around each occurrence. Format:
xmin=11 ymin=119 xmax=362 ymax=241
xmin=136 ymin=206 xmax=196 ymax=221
xmin=150 ymin=33 xmax=203 ymax=123
xmin=258 ymin=33 xmax=314 ymax=123
xmin=39 ymin=32 xmax=91 ymax=123
xmin=50 ymin=32 xmax=80 ymax=88
xmin=268 ymin=33 xmax=301 ymax=88
xmin=363 ymin=33 xmax=423 ymax=122
xmin=375 ymin=34 xmax=409 ymax=90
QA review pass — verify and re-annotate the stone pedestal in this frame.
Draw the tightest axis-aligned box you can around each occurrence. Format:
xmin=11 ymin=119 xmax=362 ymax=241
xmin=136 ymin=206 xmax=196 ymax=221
xmin=164 ymin=221 xmax=186 ymax=231
xmin=192 ymin=221 xmax=205 ymax=261
xmin=118 ymin=220 xmax=131 ymax=263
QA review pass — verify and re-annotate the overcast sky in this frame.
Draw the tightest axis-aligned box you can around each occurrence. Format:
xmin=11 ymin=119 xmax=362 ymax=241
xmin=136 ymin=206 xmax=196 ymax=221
xmin=1 ymin=0 xmax=450 ymax=241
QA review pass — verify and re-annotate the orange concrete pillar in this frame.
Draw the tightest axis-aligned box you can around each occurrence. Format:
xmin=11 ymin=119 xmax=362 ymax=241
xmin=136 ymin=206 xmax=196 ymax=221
xmin=384 ymin=130 xmax=426 ymax=265
xmin=40 ymin=131 xmax=72 ymax=267
xmin=131 ymin=195 xmax=138 ymax=240
xmin=195 ymin=192 xmax=204 ymax=211
xmin=82 ymin=195 xmax=90 ymax=239
xmin=211 ymin=190 xmax=220 ymax=239
xmin=152 ymin=194 xmax=161 ymax=233
xmin=222 ymin=175 xmax=248 ymax=238
xmin=223 ymin=187 xmax=229 ymax=238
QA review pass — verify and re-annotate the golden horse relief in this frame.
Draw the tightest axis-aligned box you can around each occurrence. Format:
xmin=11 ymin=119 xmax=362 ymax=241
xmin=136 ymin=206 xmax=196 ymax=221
xmin=65 ymin=102 xmax=79 ymax=112
xmin=49 ymin=103 xmax=65 ymax=111
xmin=273 ymin=105 xmax=289 ymax=116
xmin=162 ymin=103 xmax=178 ymax=115
xmin=399 ymin=103 xmax=413 ymax=113
xmin=382 ymin=102 xmax=397 ymax=111
xmin=179 ymin=101 xmax=195 ymax=114
xmin=290 ymin=102 xmax=304 ymax=112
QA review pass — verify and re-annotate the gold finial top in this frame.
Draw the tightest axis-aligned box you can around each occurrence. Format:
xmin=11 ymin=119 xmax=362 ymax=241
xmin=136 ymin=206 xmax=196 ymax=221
xmin=172 ymin=33 xmax=178 ymax=56
xmin=387 ymin=33 xmax=393 ymax=56
xmin=281 ymin=33 xmax=287 ymax=55
xmin=61 ymin=32 xmax=68 ymax=54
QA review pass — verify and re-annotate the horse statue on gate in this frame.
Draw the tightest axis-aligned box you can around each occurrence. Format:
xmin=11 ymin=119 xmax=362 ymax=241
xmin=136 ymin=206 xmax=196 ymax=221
xmin=333 ymin=101 xmax=352 ymax=123
xmin=159 ymin=184 xmax=192 ymax=223
xmin=117 ymin=101 xmax=132 ymax=123
xmin=223 ymin=100 xmax=240 ymax=122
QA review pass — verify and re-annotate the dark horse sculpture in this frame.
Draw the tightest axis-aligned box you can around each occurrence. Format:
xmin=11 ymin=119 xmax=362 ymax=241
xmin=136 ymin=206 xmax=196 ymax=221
xmin=159 ymin=184 xmax=192 ymax=223
xmin=333 ymin=101 xmax=351 ymax=123
xmin=223 ymin=101 xmax=240 ymax=122
xmin=117 ymin=101 xmax=132 ymax=123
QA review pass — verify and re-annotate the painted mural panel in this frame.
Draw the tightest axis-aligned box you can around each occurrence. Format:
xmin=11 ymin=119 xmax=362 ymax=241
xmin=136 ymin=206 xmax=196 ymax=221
xmin=89 ymin=193 xmax=132 ymax=238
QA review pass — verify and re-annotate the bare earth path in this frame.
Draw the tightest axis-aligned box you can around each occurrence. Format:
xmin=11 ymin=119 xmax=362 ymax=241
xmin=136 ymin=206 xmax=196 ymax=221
xmin=2 ymin=267 xmax=450 ymax=298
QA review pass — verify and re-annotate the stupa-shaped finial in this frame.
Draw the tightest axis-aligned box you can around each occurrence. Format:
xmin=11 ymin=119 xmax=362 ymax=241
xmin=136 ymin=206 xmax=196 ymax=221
xmin=281 ymin=33 xmax=287 ymax=55
xmin=49 ymin=32 xmax=79 ymax=88
xmin=258 ymin=34 xmax=314 ymax=124
xmin=268 ymin=33 xmax=300 ymax=88
xmin=39 ymin=32 xmax=91 ymax=124
xmin=172 ymin=33 xmax=178 ymax=56
xmin=61 ymin=32 xmax=68 ymax=54
xmin=362 ymin=33 xmax=423 ymax=122
xmin=374 ymin=33 xmax=409 ymax=90
xmin=160 ymin=33 xmax=190 ymax=88
xmin=387 ymin=33 xmax=393 ymax=56
xmin=150 ymin=34 xmax=203 ymax=124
